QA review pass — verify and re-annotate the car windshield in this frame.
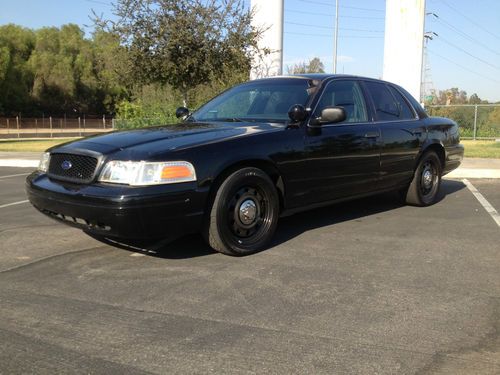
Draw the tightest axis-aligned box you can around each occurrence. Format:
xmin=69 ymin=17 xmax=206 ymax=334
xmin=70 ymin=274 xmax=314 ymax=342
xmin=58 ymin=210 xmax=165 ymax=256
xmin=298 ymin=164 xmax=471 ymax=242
xmin=192 ymin=79 xmax=313 ymax=123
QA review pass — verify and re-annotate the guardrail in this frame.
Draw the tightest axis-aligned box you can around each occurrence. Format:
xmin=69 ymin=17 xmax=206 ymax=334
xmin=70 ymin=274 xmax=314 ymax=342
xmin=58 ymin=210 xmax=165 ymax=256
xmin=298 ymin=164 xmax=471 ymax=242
xmin=0 ymin=116 xmax=114 ymax=139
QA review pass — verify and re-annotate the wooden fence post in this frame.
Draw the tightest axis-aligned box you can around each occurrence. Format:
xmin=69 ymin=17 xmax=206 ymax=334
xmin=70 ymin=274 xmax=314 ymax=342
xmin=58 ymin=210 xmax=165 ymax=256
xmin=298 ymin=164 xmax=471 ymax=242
xmin=35 ymin=118 xmax=38 ymax=136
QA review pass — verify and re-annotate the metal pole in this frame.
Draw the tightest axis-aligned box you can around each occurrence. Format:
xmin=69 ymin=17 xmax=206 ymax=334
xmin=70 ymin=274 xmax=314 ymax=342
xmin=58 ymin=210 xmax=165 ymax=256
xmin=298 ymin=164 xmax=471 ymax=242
xmin=35 ymin=118 xmax=38 ymax=136
xmin=333 ymin=0 xmax=339 ymax=74
xmin=6 ymin=118 xmax=9 ymax=134
xmin=473 ymin=105 xmax=478 ymax=140
xmin=16 ymin=116 xmax=20 ymax=138
xmin=103 ymin=114 xmax=106 ymax=129
xmin=78 ymin=117 xmax=81 ymax=137
xmin=49 ymin=116 xmax=53 ymax=138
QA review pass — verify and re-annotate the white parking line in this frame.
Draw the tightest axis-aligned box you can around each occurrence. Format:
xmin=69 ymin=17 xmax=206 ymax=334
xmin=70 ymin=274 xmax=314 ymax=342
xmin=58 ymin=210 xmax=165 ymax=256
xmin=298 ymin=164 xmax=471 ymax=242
xmin=0 ymin=173 xmax=29 ymax=179
xmin=463 ymin=179 xmax=500 ymax=228
xmin=0 ymin=200 xmax=29 ymax=209
xmin=0 ymin=160 xmax=38 ymax=167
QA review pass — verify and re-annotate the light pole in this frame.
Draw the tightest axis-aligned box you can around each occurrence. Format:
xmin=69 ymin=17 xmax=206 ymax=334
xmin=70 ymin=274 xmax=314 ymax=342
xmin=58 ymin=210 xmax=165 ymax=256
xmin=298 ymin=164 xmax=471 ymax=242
xmin=333 ymin=0 xmax=339 ymax=73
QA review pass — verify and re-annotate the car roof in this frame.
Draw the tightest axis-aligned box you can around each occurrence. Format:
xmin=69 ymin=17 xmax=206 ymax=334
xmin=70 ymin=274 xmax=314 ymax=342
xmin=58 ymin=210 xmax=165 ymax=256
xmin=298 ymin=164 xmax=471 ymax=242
xmin=260 ymin=73 xmax=393 ymax=85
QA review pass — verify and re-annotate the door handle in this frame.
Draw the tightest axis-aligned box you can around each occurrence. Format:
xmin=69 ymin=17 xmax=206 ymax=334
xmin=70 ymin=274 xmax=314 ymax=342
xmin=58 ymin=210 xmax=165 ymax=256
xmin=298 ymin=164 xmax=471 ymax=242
xmin=364 ymin=131 xmax=379 ymax=138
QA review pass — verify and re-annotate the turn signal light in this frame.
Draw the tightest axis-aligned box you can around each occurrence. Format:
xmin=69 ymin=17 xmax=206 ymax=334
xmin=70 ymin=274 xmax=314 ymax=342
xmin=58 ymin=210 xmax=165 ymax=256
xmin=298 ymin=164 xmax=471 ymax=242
xmin=161 ymin=165 xmax=193 ymax=179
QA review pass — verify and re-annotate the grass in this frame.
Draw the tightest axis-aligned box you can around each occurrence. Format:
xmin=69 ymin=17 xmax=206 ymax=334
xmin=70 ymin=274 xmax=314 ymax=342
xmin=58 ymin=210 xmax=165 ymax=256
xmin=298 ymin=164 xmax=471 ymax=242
xmin=461 ymin=140 xmax=500 ymax=159
xmin=0 ymin=138 xmax=79 ymax=152
xmin=0 ymin=137 xmax=498 ymax=159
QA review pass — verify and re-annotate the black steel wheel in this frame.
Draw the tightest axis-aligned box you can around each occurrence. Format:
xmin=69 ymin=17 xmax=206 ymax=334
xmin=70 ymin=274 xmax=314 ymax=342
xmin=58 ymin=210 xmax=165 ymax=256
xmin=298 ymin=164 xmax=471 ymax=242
xmin=204 ymin=167 xmax=279 ymax=255
xmin=403 ymin=150 xmax=442 ymax=206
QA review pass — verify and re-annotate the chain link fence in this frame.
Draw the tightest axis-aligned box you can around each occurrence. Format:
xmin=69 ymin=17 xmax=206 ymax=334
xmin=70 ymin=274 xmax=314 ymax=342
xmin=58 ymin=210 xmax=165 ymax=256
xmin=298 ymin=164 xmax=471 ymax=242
xmin=426 ymin=104 xmax=500 ymax=140
xmin=0 ymin=115 xmax=114 ymax=139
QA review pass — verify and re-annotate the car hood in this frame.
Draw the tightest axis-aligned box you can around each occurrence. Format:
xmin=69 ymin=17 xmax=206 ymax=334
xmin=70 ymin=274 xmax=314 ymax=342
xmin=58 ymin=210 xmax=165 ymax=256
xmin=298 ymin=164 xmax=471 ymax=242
xmin=50 ymin=121 xmax=283 ymax=157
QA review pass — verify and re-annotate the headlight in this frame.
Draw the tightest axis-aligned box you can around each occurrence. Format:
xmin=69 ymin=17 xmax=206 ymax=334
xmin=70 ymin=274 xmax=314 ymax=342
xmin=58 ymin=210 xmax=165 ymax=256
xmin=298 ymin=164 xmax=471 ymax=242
xmin=98 ymin=160 xmax=197 ymax=186
xmin=38 ymin=152 xmax=50 ymax=172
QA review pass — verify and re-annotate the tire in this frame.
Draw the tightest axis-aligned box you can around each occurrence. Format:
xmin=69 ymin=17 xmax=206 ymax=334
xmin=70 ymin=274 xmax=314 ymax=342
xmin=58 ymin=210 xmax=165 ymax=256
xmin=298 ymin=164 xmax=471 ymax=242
xmin=203 ymin=167 xmax=280 ymax=256
xmin=403 ymin=151 xmax=442 ymax=206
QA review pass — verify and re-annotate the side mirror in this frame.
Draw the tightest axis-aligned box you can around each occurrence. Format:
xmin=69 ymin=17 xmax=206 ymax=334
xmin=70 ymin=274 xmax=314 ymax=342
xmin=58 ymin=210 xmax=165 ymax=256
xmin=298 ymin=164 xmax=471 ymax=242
xmin=288 ymin=104 xmax=307 ymax=123
xmin=176 ymin=107 xmax=190 ymax=119
xmin=314 ymin=106 xmax=346 ymax=125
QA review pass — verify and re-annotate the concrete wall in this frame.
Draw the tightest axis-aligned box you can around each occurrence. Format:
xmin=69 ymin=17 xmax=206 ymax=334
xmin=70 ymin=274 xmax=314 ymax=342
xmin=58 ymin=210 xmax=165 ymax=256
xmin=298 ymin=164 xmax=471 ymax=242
xmin=250 ymin=0 xmax=284 ymax=79
xmin=382 ymin=0 xmax=426 ymax=101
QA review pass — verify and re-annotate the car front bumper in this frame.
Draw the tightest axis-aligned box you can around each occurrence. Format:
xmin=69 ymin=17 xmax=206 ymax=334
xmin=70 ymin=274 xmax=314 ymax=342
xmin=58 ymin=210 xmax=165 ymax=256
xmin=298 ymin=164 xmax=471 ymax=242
xmin=26 ymin=172 xmax=208 ymax=240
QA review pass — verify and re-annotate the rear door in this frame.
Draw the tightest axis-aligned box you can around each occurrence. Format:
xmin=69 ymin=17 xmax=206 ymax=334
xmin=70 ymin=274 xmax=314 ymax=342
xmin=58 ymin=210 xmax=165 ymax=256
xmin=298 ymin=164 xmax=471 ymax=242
xmin=364 ymin=81 xmax=425 ymax=190
xmin=302 ymin=79 xmax=381 ymax=204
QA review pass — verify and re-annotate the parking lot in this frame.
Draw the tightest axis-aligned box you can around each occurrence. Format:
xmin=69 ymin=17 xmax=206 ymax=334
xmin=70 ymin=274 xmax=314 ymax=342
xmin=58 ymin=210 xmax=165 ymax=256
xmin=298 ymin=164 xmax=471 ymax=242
xmin=0 ymin=166 xmax=499 ymax=374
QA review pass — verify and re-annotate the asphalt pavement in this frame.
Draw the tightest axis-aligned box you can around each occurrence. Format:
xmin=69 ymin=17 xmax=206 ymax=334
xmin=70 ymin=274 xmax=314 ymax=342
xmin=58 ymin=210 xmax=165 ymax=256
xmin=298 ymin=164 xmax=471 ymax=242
xmin=0 ymin=166 xmax=499 ymax=374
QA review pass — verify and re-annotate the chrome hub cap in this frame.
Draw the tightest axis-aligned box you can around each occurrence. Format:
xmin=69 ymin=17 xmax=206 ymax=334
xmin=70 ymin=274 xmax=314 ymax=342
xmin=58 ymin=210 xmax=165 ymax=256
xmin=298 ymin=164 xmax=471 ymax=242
xmin=423 ymin=169 xmax=433 ymax=188
xmin=239 ymin=199 xmax=257 ymax=225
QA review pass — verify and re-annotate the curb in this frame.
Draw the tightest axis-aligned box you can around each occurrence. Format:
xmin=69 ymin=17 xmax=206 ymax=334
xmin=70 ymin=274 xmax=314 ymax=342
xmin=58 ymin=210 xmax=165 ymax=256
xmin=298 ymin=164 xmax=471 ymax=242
xmin=444 ymin=169 xmax=500 ymax=179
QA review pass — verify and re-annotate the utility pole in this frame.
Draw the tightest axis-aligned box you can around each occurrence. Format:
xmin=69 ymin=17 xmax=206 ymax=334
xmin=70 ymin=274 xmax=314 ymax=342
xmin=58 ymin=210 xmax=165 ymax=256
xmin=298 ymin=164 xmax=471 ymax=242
xmin=333 ymin=0 xmax=339 ymax=74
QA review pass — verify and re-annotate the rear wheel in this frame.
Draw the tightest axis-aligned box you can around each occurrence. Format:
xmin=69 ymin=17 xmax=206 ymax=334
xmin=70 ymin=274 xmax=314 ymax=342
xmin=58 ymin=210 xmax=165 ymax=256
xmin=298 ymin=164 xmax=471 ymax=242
xmin=403 ymin=151 xmax=442 ymax=206
xmin=204 ymin=167 xmax=279 ymax=255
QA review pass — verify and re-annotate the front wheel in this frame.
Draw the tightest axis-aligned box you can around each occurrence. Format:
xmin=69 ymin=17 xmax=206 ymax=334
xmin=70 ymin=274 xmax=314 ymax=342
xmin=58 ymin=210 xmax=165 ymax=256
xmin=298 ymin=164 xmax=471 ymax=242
xmin=403 ymin=151 xmax=442 ymax=206
xmin=204 ymin=167 xmax=280 ymax=256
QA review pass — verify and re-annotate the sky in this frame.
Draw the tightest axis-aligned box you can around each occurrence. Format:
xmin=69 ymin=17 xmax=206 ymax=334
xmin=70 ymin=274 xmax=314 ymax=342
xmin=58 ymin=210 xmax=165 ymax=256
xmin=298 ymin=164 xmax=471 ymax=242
xmin=0 ymin=0 xmax=499 ymax=102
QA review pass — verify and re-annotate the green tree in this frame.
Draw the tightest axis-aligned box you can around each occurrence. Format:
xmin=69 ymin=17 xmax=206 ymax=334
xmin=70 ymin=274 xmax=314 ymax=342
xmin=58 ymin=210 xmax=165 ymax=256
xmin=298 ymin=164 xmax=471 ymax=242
xmin=287 ymin=57 xmax=325 ymax=74
xmin=92 ymin=29 xmax=130 ymax=113
xmin=96 ymin=0 xmax=261 ymax=106
xmin=468 ymin=93 xmax=482 ymax=104
xmin=0 ymin=24 xmax=35 ymax=115
xmin=29 ymin=24 xmax=93 ymax=114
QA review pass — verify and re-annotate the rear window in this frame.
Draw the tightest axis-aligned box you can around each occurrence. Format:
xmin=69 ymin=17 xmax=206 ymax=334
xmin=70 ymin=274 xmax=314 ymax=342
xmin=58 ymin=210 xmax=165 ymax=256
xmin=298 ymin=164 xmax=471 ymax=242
xmin=365 ymin=81 xmax=415 ymax=121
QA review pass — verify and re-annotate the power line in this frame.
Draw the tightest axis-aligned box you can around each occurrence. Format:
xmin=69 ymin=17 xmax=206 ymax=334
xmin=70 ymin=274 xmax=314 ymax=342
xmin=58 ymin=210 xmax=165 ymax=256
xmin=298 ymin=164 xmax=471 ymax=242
xmin=284 ymin=31 xmax=382 ymax=39
xmin=436 ymin=35 xmax=500 ymax=71
xmin=298 ymin=0 xmax=384 ymax=12
xmin=439 ymin=0 xmax=500 ymax=42
xmin=428 ymin=48 xmax=500 ymax=84
xmin=285 ymin=9 xmax=384 ymax=20
xmin=427 ymin=12 xmax=499 ymax=57
xmin=84 ymin=0 xmax=111 ymax=6
xmin=285 ymin=21 xmax=383 ymax=33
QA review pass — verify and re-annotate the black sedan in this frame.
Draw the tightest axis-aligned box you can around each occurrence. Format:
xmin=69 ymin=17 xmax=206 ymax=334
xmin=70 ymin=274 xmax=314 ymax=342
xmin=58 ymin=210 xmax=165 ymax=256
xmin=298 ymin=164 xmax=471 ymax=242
xmin=26 ymin=74 xmax=464 ymax=255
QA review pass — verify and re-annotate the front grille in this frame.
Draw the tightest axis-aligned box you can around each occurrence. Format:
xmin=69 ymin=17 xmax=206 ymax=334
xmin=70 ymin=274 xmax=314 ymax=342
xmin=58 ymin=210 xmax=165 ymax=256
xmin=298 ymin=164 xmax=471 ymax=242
xmin=48 ymin=153 xmax=99 ymax=183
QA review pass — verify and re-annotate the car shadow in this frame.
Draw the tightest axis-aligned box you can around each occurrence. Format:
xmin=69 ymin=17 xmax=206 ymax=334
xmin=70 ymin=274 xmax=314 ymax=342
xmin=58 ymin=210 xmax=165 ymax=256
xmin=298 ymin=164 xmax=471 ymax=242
xmin=92 ymin=179 xmax=466 ymax=259
xmin=272 ymin=179 xmax=465 ymax=247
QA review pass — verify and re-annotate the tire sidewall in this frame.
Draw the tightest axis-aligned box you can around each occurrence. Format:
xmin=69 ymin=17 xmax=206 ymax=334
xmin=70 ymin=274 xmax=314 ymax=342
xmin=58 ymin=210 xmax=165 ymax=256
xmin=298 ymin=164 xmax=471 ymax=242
xmin=416 ymin=152 xmax=442 ymax=205
xmin=213 ymin=168 xmax=279 ymax=255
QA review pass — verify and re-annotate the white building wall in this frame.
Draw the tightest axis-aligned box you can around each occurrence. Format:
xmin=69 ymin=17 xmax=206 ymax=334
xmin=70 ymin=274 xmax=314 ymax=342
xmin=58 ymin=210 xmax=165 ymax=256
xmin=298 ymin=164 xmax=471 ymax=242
xmin=383 ymin=0 xmax=426 ymax=101
xmin=250 ymin=0 xmax=284 ymax=79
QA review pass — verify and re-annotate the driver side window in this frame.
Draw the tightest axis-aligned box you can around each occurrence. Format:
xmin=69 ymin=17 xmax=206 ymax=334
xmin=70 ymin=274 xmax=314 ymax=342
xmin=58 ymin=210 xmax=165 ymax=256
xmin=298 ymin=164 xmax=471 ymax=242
xmin=314 ymin=80 xmax=368 ymax=123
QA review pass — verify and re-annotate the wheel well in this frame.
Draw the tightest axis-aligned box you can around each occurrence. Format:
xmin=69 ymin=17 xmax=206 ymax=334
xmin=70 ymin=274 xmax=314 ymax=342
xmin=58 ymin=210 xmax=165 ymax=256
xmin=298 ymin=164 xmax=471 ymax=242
xmin=209 ymin=160 xmax=285 ymax=211
xmin=421 ymin=143 xmax=445 ymax=170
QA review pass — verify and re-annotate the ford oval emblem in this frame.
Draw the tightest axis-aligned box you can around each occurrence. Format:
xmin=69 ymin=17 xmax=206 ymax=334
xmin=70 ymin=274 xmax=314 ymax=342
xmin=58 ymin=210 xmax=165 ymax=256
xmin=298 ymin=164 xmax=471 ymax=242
xmin=61 ymin=160 xmax=72 ymax=170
